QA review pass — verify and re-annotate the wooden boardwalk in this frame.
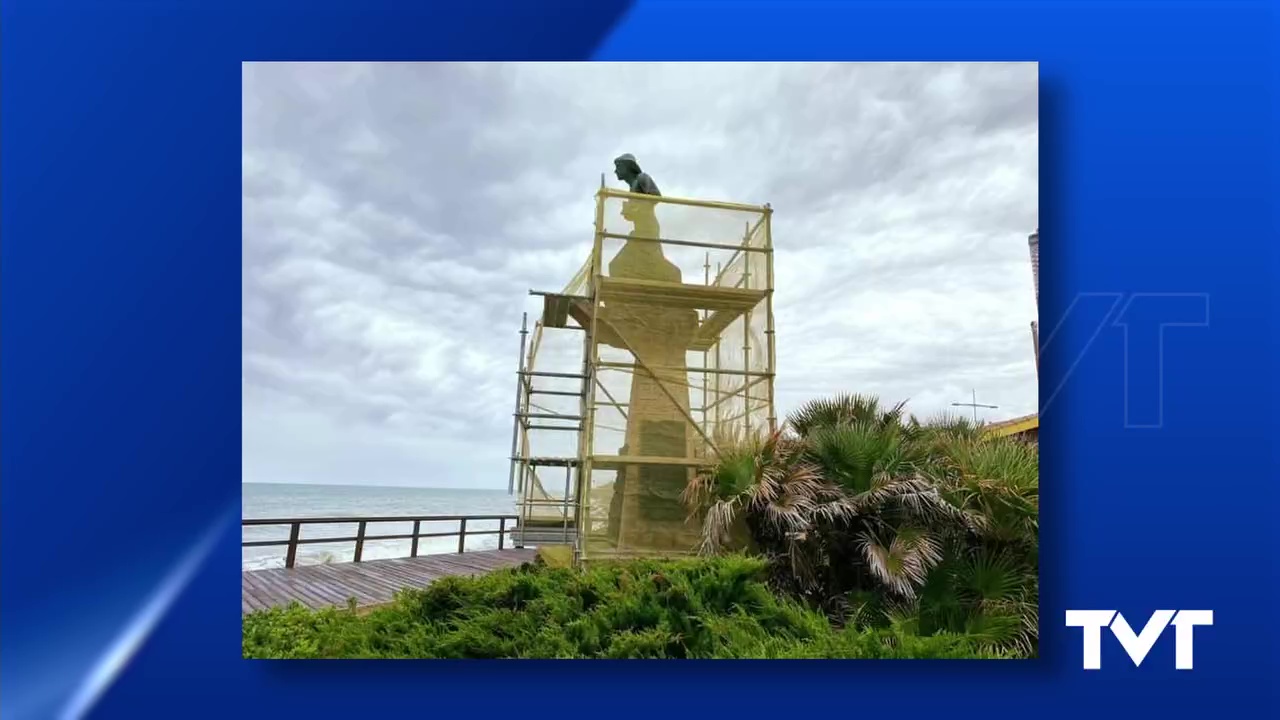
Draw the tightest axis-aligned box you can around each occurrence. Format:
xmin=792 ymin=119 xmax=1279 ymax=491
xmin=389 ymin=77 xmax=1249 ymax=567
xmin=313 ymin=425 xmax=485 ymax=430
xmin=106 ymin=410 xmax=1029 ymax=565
xmin=242 ymin=548 xmax=538 ymax=614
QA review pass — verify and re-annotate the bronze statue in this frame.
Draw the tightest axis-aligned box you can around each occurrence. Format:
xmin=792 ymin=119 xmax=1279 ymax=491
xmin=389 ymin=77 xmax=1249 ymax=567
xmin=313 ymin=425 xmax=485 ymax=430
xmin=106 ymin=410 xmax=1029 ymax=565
xmin=607 ymin=155 xmax=674 ymax=282
xmin=613 ymin=153 xmax=661 ymax=196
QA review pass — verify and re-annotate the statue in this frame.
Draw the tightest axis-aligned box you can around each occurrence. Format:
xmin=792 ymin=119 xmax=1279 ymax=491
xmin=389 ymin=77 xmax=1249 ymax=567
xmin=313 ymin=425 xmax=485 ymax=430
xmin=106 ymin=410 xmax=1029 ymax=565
xmin=607 ymin=154 xmax=675 ymax=283
xmin=608 ymin=198 xmax=680 ymax=283
xmin=613 ymin=153 xmax=661 ymax=196
xmin=601 ymin=154 xmax=701 ymax=553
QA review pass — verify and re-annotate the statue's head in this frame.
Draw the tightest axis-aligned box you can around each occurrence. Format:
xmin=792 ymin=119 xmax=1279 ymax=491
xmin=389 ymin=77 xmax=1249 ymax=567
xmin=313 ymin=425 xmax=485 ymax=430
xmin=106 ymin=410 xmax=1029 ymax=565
xmin=613 ymin=153 xmax=641 ymax=183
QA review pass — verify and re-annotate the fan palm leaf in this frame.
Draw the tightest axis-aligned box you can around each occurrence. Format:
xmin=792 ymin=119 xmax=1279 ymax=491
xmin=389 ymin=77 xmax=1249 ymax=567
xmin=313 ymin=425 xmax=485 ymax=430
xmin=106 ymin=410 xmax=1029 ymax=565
xmin=856 ymin=527 xmax=943 ymax=599
xmin=787 ymin=393 xmax=908 ymax=437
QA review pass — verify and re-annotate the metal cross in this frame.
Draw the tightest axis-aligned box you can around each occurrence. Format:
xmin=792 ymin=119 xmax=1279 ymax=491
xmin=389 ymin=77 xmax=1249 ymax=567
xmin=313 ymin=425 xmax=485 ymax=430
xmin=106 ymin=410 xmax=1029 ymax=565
xmin=951 ymin=389 xmax=999 ymax=424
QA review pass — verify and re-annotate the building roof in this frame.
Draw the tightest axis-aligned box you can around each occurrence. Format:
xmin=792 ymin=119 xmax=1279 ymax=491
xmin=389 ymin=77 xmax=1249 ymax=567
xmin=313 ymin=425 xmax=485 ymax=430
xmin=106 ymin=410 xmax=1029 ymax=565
xmin=984 ymin=412 xmax=1039 ymax=438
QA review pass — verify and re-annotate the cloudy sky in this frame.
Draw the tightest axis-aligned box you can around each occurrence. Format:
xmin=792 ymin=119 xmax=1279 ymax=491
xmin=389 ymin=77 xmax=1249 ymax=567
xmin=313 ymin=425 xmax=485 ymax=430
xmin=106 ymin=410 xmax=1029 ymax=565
xmin=243 ymin=62 xmax=1038 ymax=489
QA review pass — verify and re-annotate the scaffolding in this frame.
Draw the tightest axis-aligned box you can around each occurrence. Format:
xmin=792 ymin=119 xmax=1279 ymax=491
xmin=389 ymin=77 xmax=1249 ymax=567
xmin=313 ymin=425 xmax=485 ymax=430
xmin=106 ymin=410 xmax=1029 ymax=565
xmin=509 ymin=181 xmax=776 ymax=562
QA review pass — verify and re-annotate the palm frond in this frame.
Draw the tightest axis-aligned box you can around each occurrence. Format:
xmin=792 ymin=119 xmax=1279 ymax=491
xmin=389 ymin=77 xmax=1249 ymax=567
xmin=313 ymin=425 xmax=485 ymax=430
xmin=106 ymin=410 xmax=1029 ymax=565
xmin=698 ymin=500 xmax=739 ymax=555
xmin=856 ymin=527 xmax=942 ymax=599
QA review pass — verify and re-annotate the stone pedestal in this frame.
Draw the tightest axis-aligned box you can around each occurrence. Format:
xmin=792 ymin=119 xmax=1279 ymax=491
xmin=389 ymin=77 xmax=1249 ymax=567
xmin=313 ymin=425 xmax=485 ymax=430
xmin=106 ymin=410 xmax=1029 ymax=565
xmin=601 ymin=217 xmax=702 ymax=553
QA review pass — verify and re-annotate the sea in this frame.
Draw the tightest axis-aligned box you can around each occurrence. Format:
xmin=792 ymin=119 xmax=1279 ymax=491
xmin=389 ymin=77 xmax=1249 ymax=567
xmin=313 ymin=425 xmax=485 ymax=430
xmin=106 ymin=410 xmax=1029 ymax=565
xmin=242 ymin=483 xmax=517 ymax=570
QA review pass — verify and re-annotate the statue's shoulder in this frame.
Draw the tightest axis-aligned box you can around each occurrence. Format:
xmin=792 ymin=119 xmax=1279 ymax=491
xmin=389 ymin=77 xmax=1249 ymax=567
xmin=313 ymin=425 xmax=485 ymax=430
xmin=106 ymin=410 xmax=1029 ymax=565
xmin=636 ymin=172 xmax=661 ymax=196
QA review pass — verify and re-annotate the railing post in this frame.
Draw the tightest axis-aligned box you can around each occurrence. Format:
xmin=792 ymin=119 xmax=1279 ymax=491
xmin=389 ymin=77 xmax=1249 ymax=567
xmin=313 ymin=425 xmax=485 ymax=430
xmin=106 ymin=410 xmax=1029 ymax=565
xmin=285 ymin=522 xmax=300 ymax=569
xmin=457 ymin=517 xmax=468 ymax=554
xmin=411 ymin=520 xmax=421 ymax=558
xmin=498 ymin=517 xmax=506 ymax=549
xmin=354 ymin=521 xmax=367 ymax=563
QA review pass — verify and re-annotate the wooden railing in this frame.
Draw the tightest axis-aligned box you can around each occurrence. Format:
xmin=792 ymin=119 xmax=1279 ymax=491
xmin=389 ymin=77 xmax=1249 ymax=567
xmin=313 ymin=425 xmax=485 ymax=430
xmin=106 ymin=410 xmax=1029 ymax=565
xmin=242 ymin=514 xmax=521 ymax=569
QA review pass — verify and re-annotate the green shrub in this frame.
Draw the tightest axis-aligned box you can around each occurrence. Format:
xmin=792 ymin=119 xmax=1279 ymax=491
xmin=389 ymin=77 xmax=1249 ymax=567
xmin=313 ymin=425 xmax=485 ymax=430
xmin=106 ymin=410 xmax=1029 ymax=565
xmin=243 ymin=556 xmax=1009 ymax=659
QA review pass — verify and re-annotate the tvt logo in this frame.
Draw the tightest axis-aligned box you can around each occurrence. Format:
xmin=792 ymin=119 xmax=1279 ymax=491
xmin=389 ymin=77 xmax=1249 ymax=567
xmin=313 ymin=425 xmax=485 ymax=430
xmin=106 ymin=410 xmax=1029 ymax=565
xmin=1044 ymin=293 xmax=1209 ymax=428
xmin=1066 ymin=610 xmax=1213 ymax=669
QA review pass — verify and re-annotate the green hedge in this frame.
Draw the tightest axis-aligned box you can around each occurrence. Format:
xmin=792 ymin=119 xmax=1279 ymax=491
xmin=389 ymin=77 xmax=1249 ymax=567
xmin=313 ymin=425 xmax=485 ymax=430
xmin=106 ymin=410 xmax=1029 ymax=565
xmin=243 ymin=556 xmax=1010 ymax=659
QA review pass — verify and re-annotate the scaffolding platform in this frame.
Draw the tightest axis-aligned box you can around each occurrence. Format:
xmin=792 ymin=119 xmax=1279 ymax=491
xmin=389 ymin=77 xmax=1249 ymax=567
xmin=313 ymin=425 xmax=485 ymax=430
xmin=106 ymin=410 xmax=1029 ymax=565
xmin=517 ymin=456 xmax=580 ymax=468
xmin=600 ymin=277 xmax=767 ymax=311
xmin=536 ymin=282 xmax=768 ymax=353
xmin=508 ymin=184 xmax=776 ymax=564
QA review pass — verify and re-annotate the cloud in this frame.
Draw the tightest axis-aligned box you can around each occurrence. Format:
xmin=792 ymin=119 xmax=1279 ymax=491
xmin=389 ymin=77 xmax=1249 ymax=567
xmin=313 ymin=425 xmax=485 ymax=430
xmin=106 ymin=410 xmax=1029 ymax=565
xmin=243 ymin=62 xmax=1038 ymax=488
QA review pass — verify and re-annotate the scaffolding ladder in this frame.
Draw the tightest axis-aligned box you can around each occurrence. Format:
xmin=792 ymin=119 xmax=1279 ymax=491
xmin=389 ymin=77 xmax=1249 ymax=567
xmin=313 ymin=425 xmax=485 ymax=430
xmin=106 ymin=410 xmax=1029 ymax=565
xmin=506 ymin=305 xmax=590 ymax=551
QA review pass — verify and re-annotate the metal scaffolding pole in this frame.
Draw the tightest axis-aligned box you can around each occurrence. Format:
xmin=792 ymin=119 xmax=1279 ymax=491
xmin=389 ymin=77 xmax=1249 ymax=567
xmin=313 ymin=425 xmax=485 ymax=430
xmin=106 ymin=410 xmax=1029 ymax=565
xmin=507 ymin=312 xmax=529 ymax=495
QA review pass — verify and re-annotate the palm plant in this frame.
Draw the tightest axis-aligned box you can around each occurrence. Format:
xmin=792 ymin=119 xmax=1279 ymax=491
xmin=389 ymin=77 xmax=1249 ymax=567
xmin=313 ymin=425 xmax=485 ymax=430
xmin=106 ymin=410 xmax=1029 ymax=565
xmin=915 ymin=544 xmax=1038 ymax=656
xmin=683 ymin=429 xmax=823 ymax=557
xmin=936 ymin=435 xmax=1039 ymax=547
xmin=685 ymin=393 xmax=1039 ymax=655
xmin=918 ymin=432 xmax=1039 ymax=655
xmin=787 ymin=393 xmax=909 ymax=437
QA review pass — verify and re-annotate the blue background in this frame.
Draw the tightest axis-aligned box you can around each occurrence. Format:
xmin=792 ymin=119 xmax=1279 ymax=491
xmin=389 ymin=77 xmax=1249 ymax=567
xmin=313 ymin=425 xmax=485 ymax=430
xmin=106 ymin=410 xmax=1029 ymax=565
xmin=2 ymin=0 xmax=1276 ymax=718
